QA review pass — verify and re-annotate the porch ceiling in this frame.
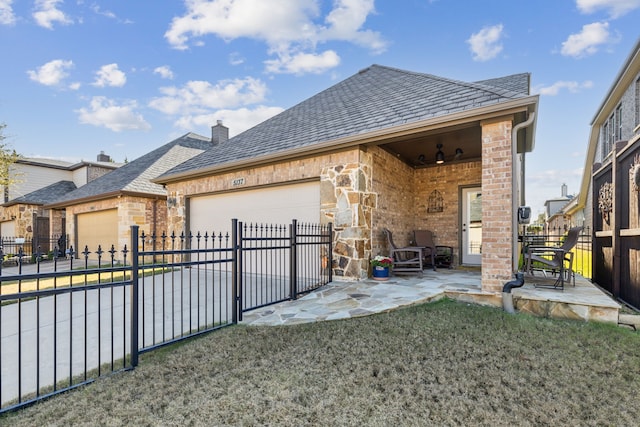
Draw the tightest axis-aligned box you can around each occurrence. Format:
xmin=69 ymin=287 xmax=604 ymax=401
xmin=379 ymin=122 xmax=482 ymax=168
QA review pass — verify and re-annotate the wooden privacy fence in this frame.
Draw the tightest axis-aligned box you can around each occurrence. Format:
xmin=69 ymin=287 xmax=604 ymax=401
xmin=593 ymin=137 xmax=640 ymax=309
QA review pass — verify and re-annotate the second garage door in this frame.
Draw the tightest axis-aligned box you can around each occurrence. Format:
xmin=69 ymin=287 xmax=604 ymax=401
xmin=76 ymin=209 xmax=118 ymax=259
xmin=189 ymin=181 xmax=320 ymax=235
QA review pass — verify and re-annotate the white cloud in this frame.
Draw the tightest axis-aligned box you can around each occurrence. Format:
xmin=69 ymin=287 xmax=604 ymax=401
xmin=149 ymin=77 xmax=268 ymax=115
xmin=534 ymin=80 xmax=594 ymax=96
xmin=92 ymin=63 xmax=127 ymax=87
xmin=154 ymin=65 xmax=174 ymax=80
xmin=33 ymin=0 xmax=73 ymax=29
xmin=175 ymin=105 xmax=285 ymax=137
xmin=76 ymin=96 xmax=151 ymax=132
xmin=467 ymin=24 xmax=504 ymax=61
xmin=319 ymin=0 xmax=385 ymax=53
xmin=560 ymin=21 xmax=612 ymax=57
xmin=576 ymin=0 xmax=640 ymax=18
xmin=27 ymin=59 xmax=73 ymax=86
xmin=0 ymin=0 xmax=16 ymax=25
xmin=229 ymin=52 xmax=245 ymax=66
xmin=265 ymin=50 xmax=340 ymax=74
xmin=164 ymin=0 xmax=385 ymax=74
xmin=91 ymin=4 xmax=116 ymax=19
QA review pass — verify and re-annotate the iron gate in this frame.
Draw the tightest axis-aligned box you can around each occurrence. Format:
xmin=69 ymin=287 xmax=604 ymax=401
xmin=0 ymin=219 xmax=332 ymax=413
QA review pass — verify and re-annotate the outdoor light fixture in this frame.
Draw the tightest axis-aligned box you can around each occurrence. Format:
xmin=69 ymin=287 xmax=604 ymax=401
xmin=417 ymin=145 xmax=463 ymax=166
xmin=435 ymin=144 xmax=445 ymax=164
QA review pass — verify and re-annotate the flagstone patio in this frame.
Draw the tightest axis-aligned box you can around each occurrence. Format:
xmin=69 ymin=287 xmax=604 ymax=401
xmin=241 ymin=268 xmax=623 ymax=326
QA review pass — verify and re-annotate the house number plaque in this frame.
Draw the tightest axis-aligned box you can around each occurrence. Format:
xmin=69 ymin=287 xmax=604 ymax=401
xmin=232 ymin=177 xmax=246 ymax=186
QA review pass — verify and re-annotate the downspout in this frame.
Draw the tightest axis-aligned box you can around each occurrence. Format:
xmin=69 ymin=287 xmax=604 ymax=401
xmin=511 ymin=112 xmax=536 ymax=272
xmin=502 ymin=272 xmax=525 ymax=314
xmin=503 ymin=112 xmax=535 ymax=314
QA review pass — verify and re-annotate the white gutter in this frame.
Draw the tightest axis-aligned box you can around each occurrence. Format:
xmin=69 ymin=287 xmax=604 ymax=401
xmin=512 ymin=112 xmax=536 ymax=272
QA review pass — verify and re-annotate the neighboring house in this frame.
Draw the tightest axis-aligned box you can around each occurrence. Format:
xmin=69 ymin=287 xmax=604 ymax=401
xmin=543 ymin=183 xmax=573 ymax=232
xmin=0 ymin=153 xmax=118 ymax=243
xmin=45 ymin=133 xmax=219 ymax=259
xmin=156 ymin=65 xmax=539 ymax=293
xmin=568 ymin=38 xmax=640 ymax=307
xmin=567 ymin=38 xmax=640 ymax=233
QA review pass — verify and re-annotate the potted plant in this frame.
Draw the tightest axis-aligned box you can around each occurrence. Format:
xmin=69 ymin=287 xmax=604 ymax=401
xmin=370 ymin=255 xmax=393 ymax=280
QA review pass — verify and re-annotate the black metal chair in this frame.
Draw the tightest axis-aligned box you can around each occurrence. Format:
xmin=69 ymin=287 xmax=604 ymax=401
xmin=525 ymin=226 xmax=583 ymax=289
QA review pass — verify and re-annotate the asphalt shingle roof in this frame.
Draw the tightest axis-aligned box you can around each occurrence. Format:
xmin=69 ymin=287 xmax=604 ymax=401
xmin=163 ymin=65 xmax=531 ymax=177
xmin=48 ymin=133 xmax=211 ymax=205
xmin=6 ymin=180 xmax=77 ymax=206
xmin=474 ymin=73 xmax=530 ymax=95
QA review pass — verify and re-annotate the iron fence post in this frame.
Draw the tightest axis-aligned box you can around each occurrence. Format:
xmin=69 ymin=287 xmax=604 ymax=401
xmin=130 ymin=225 xmax=139 ymax=368
xmin=328 ymin=222 xmax=333 ymax=283
xmin=291 ymin=219 xmax=297 ymax=300
xmin=232 ymin=218 xmax=239 ymax=323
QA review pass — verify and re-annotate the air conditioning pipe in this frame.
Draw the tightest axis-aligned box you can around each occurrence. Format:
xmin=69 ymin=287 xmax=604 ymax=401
xmin=502 ymin=272 xmax=525 ymax=314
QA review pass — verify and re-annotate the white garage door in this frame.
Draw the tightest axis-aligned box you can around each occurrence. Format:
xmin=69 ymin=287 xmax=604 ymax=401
xmin=189 ymin=181 xmax=320 ymax=235
xmin=76 ymin=209 xmax=118 ymax=259
xmin=0 ymin=220 xmax=15 ymax=238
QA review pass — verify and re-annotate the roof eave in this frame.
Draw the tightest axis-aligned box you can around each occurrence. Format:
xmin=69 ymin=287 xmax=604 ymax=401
xmin=45 ymin=190 xmax=167 ymax=209
xmin=156 ymin=96 xmax=538 ymax=184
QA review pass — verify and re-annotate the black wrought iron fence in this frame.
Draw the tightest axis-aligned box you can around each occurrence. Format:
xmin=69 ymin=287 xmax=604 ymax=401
xmin=0 ymin=219 xmax=332 ymax=414
xmin=0 ymin=235 xmax=69 ymax=266
xmin=521 ymin=226 xmax=592 ymax=279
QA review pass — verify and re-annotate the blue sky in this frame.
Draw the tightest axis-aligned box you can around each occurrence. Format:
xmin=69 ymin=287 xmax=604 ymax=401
xmin=1 ymin=0 xmax=639 ymax=215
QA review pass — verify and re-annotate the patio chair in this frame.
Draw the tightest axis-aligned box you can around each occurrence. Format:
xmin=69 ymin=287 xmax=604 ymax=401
xmin=412 ymin=230 xmax=436 ymax=270
xmin=525 ymin=226 xmax=583 ymax=289
xmin=413 ymin=230 xmax=454 ymax=270
xmin=382 ymin=228 xmax=423 ymax=275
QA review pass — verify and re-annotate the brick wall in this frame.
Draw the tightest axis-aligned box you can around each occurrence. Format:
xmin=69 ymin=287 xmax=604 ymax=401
xmin=370 ymin=148 xmax=482 ymax=266
xmin=414 ymin=161 xmax=482 ymax=261
xmin=480 ymin=118 xmax=514 ymax=292
xmin=371 ymin=147 xmax=415 ymax=253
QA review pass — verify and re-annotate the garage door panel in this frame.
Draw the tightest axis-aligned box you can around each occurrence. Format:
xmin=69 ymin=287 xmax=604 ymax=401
xmin=1 ymin=221 xmax=15 ymax=238
xmin=77 ymin=210 xmax=118 ymax=259
xmin=189 ymin=182 xmax=320 ymax=235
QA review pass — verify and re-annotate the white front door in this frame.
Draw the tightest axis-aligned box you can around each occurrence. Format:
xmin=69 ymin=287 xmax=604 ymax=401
xmin=461 ymin=187 xmax=482 ymax=266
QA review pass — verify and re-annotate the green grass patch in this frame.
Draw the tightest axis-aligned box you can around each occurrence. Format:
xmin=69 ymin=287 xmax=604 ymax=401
xmin=3 ymin=299 xmax=640 ymax=425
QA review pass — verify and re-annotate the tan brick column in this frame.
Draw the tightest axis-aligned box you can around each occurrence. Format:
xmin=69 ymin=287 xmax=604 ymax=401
xmin=481 ymin=118 xmax=514 ymax=292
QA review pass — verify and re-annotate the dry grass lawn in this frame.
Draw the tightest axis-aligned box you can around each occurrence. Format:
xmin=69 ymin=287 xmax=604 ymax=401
xmin=3 ymin=299 xmax=640 ymax=426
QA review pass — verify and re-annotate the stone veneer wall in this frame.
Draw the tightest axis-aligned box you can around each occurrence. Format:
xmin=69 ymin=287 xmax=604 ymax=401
xmin=0 ymin=204 xmax=46 ymax=238
xmin=413 ymin=161 xmax=482 ymax=263
xmin=321 ymin=150 xmax=375 ymax=279
xmin=480 ymin=118 xmax=514 ymax=292
xmin=49 ymin=209 xmax=66 ymax=238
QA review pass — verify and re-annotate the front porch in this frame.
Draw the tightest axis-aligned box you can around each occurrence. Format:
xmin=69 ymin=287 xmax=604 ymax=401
xmin=241 ymin=269 xmax=622 ymax=326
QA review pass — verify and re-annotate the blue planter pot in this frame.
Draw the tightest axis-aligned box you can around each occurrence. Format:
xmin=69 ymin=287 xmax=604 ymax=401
xmin=372 ymin=266 xmax=390 ymax=280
